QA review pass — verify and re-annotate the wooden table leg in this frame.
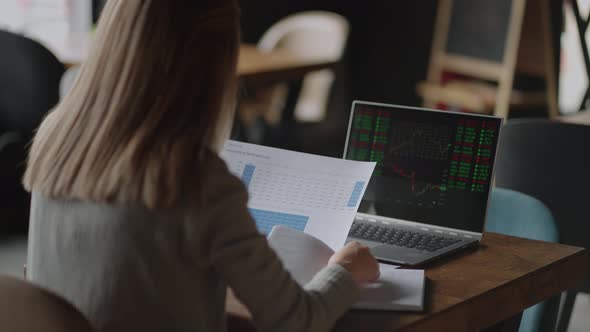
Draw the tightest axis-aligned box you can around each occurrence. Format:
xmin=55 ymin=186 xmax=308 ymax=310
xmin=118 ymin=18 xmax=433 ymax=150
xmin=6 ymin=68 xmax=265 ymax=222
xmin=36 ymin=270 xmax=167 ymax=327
xmin=482 ymin=313 xmax=523 ymax=332
xmin=264 ymin=79 xmax=304 ymax=150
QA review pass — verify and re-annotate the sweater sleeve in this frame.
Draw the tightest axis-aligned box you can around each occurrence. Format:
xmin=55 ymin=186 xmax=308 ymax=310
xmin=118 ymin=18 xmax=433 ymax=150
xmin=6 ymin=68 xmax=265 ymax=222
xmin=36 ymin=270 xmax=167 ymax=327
xmin=198 ymin=159 xmax=358 ymax=332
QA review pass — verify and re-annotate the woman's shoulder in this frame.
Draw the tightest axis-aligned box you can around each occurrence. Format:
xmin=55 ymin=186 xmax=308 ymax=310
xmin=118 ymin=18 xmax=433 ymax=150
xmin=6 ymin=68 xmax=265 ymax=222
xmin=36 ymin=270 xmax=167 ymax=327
xmin=199 ymin=150 xmax=248 ymax=202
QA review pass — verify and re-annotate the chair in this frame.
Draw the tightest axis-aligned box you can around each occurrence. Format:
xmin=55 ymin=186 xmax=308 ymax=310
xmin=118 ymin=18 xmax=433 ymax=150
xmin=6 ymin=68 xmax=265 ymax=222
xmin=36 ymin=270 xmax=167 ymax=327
xmin=486 ymin=187 xmax=559 ymax=332
xmin=493 ymin=119 xmax=590 ymax=332
xmin=239 ymin=11 xmax=349 ymax=131
xmin=0 ymin=275 xmax=95 ymax=332
xmin=0 ymin=30 xmax=64 ymax=232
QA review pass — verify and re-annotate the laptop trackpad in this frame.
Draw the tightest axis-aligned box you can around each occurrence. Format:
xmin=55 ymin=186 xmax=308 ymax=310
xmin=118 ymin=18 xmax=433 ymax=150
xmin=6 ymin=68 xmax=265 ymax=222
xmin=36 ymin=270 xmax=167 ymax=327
xmin=370 ymin=244 xmax=425 ymax=265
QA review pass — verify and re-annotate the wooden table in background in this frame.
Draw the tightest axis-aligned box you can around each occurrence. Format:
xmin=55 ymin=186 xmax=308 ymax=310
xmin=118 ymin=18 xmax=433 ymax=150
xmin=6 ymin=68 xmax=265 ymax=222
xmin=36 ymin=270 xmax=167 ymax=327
xmin=55 ymin=42 xmax=336 ymax=89
xmin=558 ymin=111 xmax=590 ymax=126
xmin=237 ymin=45 xmax=337 ymax=89
xmin=227 ymin=233 xmax=588 ymax=332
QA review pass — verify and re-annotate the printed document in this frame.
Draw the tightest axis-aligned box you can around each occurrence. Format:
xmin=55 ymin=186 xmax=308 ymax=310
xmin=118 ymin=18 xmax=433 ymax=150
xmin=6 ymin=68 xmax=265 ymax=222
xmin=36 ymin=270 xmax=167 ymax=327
xmin=221 ymin=140 xmax=375 ymax=250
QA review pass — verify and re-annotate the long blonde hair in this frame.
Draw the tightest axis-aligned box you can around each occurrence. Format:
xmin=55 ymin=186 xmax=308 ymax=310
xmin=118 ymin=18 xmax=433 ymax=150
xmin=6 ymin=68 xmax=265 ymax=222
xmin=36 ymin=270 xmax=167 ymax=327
xmin=23 ymin=0 xmax=240 ymax=209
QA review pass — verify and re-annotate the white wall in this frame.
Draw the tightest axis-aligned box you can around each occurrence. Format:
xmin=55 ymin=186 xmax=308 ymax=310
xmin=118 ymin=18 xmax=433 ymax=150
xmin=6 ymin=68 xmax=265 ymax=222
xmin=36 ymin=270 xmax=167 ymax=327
xmin=560 ymin=1 xmax=590 ymax=113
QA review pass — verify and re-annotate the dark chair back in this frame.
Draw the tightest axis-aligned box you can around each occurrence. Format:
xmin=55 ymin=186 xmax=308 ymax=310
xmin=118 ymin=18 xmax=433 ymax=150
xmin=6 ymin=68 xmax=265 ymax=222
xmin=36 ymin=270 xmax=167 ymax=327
xmin=495 ymin=120 xmax=590 ymax=252
xmin=0 ymin=29 xmax=64 ymax=134
xmin=0 ymin=30 xmax=64 ymax=232
xmin=494 ymin=119 xmax=590 ymax=332
xmin=0 ymin=275 xmax=95 ymax=332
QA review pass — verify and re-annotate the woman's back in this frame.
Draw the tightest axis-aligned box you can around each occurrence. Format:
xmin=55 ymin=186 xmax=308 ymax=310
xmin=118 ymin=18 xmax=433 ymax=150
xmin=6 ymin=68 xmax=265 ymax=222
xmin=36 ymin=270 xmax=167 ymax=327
xmin=27 ymin=154 xmax=366 ymax=332
xmin=27 ymin=157 xmax=235 ymax=332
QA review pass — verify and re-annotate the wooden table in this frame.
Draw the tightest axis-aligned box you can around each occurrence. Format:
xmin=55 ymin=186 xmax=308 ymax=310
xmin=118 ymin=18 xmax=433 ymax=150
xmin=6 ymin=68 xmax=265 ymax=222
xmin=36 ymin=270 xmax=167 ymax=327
xmin=49 ymin=39 xmax=336 ymax=88
xmin=55 ymin=43 xmax=336 ymax=87
xmin=238 ymin=45 xmax=337 ymax=89
xmin=558 ymin=110 xmax=590 ymax=125
xmin=227 ymin=233 xmax=588 ymax=332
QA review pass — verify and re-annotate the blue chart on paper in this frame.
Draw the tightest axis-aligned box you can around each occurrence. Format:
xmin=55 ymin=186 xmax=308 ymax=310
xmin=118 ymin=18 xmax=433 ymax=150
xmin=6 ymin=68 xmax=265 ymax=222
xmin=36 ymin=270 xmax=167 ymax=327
xmin=347 ymin=181 xmax=365 ymax=207
xmin=241 ymin=164 xmax=256 ymax=188
xmin=249 ymin=208 xmax=310 ymax=235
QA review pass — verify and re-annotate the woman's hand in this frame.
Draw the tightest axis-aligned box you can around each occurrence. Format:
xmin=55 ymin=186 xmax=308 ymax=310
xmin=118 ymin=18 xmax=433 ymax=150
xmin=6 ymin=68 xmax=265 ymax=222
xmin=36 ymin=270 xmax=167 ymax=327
xmin=329 ymin=241 xmax=380 ymax=285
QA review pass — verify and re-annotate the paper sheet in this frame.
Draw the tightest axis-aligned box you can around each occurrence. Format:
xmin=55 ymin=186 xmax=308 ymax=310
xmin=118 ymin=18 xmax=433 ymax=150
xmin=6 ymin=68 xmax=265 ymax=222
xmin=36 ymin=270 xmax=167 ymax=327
xmin=269 ymin=226 xmax=424 ymax=311
xmin=221 ymin=140 xmax=375 ymax=250
xmin=354 ymin=267 xmax=425 ymax=311
xmin=268 ymin=226 xmax=401 ymax=285
xmin=267 ymin=225 xmax=335 ymax=285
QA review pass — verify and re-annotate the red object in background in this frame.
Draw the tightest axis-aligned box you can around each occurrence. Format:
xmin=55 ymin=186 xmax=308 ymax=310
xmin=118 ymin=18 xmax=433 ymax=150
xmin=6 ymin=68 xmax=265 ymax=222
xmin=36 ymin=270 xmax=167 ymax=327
xmin=434 ymin=71 xmax=480 ymax=114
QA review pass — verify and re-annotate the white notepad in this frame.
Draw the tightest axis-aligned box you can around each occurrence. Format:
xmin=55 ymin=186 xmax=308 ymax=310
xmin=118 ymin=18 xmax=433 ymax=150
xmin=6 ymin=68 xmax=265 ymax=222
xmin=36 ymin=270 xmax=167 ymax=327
xmin=268 ymin=225 xmax=425 ymax=311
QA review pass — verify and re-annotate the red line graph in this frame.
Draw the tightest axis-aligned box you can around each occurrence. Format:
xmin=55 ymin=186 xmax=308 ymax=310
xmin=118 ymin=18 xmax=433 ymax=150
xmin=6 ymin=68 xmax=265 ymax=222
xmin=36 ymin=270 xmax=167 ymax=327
xmin=391 ymin=164 xmax=443 ymax=196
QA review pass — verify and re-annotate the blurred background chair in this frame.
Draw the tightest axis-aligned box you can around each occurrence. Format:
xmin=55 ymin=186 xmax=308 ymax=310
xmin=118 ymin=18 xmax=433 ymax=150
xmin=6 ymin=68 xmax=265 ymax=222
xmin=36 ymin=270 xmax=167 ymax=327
xmin=0 ymin=29 xmax=64 ymax=233
xmin=0 ymin=275 xmax=94 ymax=332
xmin=486 ymin=187 xmax=559 ymax=332
xmin=238 ymin=11 xmax=349 ymax=143
xmin=494 ymin=119 xmax=590 ymax=332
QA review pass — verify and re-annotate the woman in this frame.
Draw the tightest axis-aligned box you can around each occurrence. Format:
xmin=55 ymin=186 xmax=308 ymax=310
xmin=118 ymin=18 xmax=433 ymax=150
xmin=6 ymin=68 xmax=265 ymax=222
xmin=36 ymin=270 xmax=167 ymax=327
xmin=23 ymin=1 xmax=379 ymax=331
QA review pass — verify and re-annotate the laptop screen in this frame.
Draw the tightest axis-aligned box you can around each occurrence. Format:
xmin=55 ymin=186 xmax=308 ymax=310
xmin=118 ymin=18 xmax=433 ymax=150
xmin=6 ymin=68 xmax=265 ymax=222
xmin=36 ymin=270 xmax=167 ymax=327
xmin=344 ymin=102 xmax=502 ymax=233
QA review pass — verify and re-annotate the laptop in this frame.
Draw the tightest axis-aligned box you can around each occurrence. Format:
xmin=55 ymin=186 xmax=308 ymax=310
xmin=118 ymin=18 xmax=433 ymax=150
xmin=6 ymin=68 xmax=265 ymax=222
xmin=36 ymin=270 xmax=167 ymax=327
xmin=344 ymin=101 xmax=502 ymax=266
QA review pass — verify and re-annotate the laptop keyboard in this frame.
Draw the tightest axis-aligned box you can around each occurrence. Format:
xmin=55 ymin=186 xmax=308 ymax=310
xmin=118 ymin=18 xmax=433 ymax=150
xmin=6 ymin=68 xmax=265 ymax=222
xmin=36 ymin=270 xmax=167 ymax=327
xmin=348 ymin=222 xmax=462 ymax=252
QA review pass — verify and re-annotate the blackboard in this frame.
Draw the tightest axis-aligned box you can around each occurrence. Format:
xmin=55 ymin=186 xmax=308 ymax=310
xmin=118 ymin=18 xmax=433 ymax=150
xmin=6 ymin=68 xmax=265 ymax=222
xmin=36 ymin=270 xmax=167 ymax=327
xmin=445 ymin=0 xmax=513 ymax=63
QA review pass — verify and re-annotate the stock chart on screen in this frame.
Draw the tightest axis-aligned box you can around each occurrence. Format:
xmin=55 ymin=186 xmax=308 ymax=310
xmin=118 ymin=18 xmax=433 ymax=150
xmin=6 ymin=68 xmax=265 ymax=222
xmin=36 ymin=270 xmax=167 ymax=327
xmin=345 ymin=103 xmax=501 ymax=232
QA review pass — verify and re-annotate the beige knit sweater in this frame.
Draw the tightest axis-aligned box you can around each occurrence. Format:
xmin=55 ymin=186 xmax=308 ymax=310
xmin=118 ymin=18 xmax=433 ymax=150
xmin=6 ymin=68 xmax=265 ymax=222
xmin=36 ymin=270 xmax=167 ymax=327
xmin=26 ymin=154 xmax=358 ymax=332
